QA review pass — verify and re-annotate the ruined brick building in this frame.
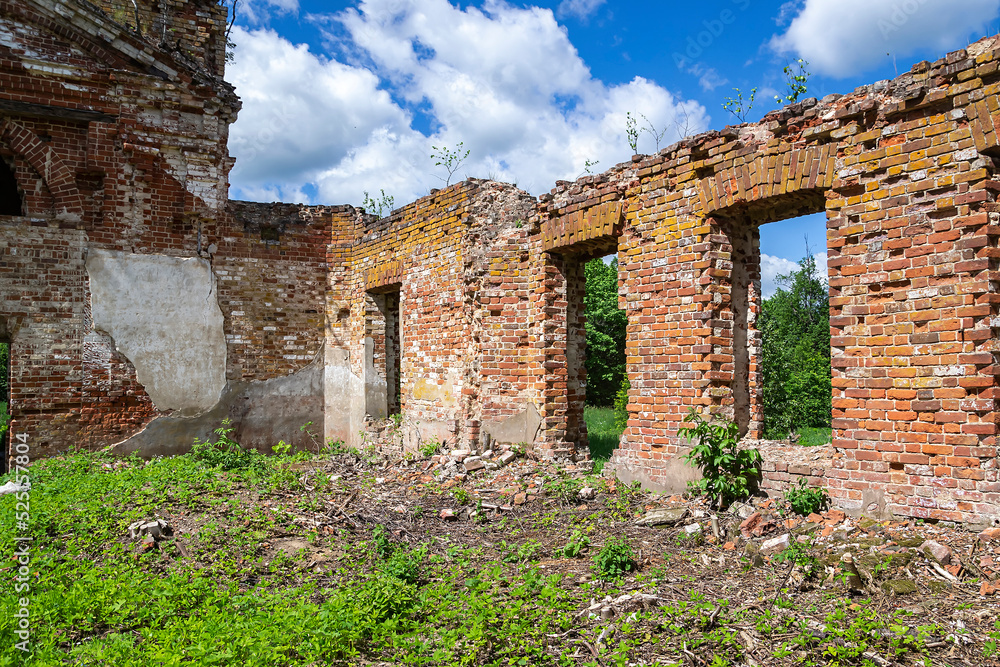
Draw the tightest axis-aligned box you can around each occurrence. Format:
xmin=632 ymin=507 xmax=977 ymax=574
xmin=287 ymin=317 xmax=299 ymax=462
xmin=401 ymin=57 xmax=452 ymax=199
xmin=2 ymin=0 xmax=1000 ymax=525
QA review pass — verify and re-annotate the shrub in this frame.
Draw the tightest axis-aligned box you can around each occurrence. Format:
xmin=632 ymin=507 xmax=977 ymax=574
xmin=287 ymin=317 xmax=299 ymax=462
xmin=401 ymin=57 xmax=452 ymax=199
xmin=191 ymin=419 xmax=266 ymax=472
xmin=681 ymin=408 xmax=761 ymax=509
xmin=593 ymin=536 xmax=635 ymax=580
xmin=784 ymin=479 xmax=829 ymax=516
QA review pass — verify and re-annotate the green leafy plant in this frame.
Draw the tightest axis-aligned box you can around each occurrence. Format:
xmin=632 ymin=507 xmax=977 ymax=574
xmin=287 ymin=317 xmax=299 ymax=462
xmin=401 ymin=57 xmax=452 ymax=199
xmin=361 ymin=189 xmax=395 ymax=218
xmin=681 ymin=409 xmax=761 ymax=509
xmin=382 ymin=548 xmax=424 ymax=585
xmin=580 ymin=158 xmax=599 ymax=177
xmin=371 ymin=524 xmax=395 ymax=560
xmin=273 ymin=439 xmax=291 ymax=456
xmin=723 ymin=87 xmax=756 ymax=124
xmin=605 ymin=479 xmax=642 ymax=521
xmin=773 ymin=539 xmax=818 ymax=575
xmin=450 ymin=487 xmax=470 ymax=505
xmin=626 ymin=112 xmax=640 ymax=153
xmin=418 ymin=437 xmax=441 ymax=458
xmin=562 ymin=530 xmax=590 ymax=558
xmin=784 ymin=479 xmax=829 ymax=516
xmin=543 ymin=472 xmax=583 ymax=505
xmin=775 ymin=59 xmax=810 ymax=105
xmin=430 ymin=142 xmax=470 ymax=186
xmin=501 ymin=539 xmax=542 ymax=563
xmin=593 ymin=536 xmax=636 ymax=580
xmin=191 ymin=419 xmax=266 ymax=472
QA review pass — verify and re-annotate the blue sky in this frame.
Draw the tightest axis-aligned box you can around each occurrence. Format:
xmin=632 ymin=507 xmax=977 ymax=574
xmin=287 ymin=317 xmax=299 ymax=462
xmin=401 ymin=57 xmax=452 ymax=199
xmin=225 ymin=0 xmax=1000 ymax=295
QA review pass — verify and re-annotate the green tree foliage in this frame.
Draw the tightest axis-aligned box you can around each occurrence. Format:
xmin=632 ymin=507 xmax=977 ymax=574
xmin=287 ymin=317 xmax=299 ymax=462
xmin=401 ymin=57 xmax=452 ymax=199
xmin=760 ymin=253 xmax=831 ymax=439
xmin=584 ymin=257 xmax=626 ymax=406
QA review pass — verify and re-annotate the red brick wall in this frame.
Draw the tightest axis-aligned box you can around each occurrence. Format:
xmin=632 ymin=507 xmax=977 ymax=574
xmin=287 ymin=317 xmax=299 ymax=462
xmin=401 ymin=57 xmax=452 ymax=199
xmin=0 ymin=0 xmax=238 ymax=453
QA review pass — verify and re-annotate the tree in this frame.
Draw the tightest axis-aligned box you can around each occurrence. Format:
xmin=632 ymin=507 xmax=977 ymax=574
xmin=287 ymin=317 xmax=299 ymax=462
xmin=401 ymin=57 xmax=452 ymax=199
xmin=584 ymin=257 xmax=626 ymax=406
xmin=760 ymin=253 xmax=831 ymax=439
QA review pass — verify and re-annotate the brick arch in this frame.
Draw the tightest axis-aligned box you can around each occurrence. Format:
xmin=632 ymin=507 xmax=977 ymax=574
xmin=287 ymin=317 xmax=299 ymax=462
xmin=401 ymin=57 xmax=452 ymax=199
xmin=697 ymin=144 xmax=837 ymax=216
xmin=0 ymin=120 xmax=84 ymax=219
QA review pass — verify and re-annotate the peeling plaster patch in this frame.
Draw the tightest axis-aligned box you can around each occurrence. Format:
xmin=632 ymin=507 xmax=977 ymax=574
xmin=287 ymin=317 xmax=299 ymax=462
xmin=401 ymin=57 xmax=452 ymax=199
xmin=481 ymin=403 xmax=541 ymax=446
xmin=110 ymin=358 xmax=325 ymax=458
xmin=86 ymin=249 xmax=226 ymax=415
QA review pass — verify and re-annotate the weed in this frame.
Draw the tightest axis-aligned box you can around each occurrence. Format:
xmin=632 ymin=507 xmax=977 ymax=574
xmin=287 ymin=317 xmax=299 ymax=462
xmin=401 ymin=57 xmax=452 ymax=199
xmin=561 ymin=529 xmax=590 ymax=558
xmin=775 ymin=59 xmax=810 ymax=105
xmin=450 ymin=487 xmax=470 ymax=505
xmin=502 ymin=539 xmax=543 ymax=563
xmin=985 ymin=619 xmax=1000 ymax=657
xmin=299 ymin=421 xmax=322 ymax=453
xmin=593 ymin=536 xmax=636 ymax=580
xmin=273 ymin=439 xmax=291 ymax=456
xmin=383 ymin=547 xmax=424 ymax=585
xmin=361 ymin=189 xmax=395 ymax=218
xmin=681 ymin=408 xmax=761 ymax=509
xmin=543 ymin=472 xmax=583 ymax=505
xmin=723 ymin=87 xmax=756 ymax=124
xmin=430 ymin=142 xmax=470 ymax=186
xmin=191 ymin=419 xmax=266 ymax=472
xmin=418 ymin=437 xmax=441 ymax=458
xmin=784 ymin=479 xmax=829 ymax=516
xmin=613 ymin=375 xmax=630 ymax=431
xmin=371 ymin=524 xmax=394 ymax=559
xmin=605 ymin=479 xmax=642 ymax=521
xmin=773 ymin=539 xmax=819 ymax=576
xmin=626 ymin=112 xmax=640 ymax=153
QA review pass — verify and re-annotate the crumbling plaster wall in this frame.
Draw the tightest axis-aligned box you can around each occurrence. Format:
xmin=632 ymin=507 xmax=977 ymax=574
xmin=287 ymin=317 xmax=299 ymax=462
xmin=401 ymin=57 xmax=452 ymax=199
xmin=1 ymin=0 xmax=333 ymax=457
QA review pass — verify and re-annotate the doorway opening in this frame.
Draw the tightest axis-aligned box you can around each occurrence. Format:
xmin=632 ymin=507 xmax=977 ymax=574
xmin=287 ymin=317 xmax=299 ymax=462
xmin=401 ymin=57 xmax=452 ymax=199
xmin=751 ymin=210 xmax=832 ymax=446
xmin=366 ymin=287 xmax=401 ymax=418
xmin=0 ymin=157 xmax=22 ymax=216
xmin=582 ymin=253 xmax=627 ymax=469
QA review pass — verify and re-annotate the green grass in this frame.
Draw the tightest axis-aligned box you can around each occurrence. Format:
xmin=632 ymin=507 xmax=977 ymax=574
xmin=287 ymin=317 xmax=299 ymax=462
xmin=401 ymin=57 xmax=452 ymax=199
xmin=1 ymin=445 xmax=994 ymax=665
xmin=0 ymin=452 xmax=589 ymax=666
xmin=798 ymin=426 xmax=832 ymax=447
xmin=585 ymin=405 xmax=623 ymax=472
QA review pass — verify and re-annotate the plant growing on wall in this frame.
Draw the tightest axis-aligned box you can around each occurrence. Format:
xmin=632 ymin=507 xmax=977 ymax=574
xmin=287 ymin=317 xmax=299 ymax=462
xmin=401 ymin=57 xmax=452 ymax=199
xmin=723 ymin=87 xmax=756 ymax=124
xmin=625 ymin=112 xmax=640 ymax=153
xmin=430 ymin=142 xmax=470 ymax=186
xmin=361 ymin=189 xmax=395 ymax=218
xmin=775 ymin=59 xmax=810 ymax=105
xmin=681 ymin=408 xmax=761 ymax=508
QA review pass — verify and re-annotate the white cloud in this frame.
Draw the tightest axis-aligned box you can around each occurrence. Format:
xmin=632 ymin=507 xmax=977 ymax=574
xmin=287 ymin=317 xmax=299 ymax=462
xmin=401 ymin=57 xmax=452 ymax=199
xmin=696 ymin=67 xmax=727 ymax=91
xmin=761 ymin=252 xmax=827 ymax=299
xmin=556 ymin=0 xmax=606 ymax=20
xmin=771 ymin=0 xmax=1000 ymax=77
xmin=227 ymin=0 xmax=707 ymax=206
xmin=239 ymin=0 xmax=299 ymax=26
